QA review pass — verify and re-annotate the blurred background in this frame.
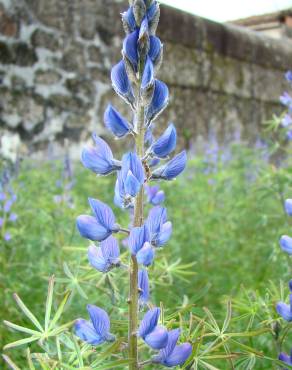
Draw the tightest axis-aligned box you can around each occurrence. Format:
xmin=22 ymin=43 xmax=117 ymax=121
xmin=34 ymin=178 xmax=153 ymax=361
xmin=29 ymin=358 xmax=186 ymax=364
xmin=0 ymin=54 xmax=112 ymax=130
xmin=1 ymin=0 xmax=292 ymax=368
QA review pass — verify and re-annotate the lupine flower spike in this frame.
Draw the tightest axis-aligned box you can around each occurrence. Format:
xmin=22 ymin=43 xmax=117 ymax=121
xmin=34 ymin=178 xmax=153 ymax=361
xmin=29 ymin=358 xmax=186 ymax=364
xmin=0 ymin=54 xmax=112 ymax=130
xmin=75 ymin=0 xmax=191 ymax=367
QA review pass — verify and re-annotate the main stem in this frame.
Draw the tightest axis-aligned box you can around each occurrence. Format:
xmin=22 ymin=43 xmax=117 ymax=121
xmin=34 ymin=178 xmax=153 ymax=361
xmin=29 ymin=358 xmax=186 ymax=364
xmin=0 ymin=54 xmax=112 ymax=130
xmin=128 ymin=91 xmax=145 ymax=370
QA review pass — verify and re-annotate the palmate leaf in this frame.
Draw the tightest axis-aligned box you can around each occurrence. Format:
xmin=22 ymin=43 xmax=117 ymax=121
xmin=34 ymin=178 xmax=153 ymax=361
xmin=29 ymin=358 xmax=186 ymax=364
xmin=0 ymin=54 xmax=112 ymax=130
xmin=3 ymin=276 xmax=72 ymax=351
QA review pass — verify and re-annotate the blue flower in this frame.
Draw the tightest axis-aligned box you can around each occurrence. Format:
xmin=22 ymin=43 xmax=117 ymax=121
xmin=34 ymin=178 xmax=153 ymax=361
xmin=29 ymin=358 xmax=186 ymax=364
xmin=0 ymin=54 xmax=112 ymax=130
xmin=77 ymin=198 xmax=119 ymax=241
xmin=138 ymin=269 xmax=150 ymax=304
xmin=279 ymin=349 xmax=292 ymax=368
xmin=104 ymin=104 xmax=132 ymax=138
xmin=280 ymin=92 xmax=292 ymax=108
xmin=276 ymin=280 xmax=292 ymax=321
xmin=138 ymin=307 xmax=168 ymax=349
xmin=285 ymin=199 xmax=292 ymax=216
xmin=146 ymin=206 xmax=172 ymax=246
xmin=88 ymin=236 xmax=120 ymax=273
xmin=150 ymin=124 xmax=177 ymax=158
xmin=145 ymin=80 xmax=169 ymax=124
xmin=280 ymin=235 xmax=292 ymax=254
xmin=285 ymin=71 xmax=292 ymax=83
xmin=152 ymin=329 xmax=192 ymax=367
xmin=145 ymin=185 xmax=165 ymax=205
xmin=123 ymin=30 xmax=139 ymax=71
xmin=81 ymin=134 xmax=121 ymax=175
xmin=282 ymin=114 xmax=292 ymax=128
xmin=121 ymin=152 xmax=145 ymax=197
xmin=128 ymin=224 xmax=150 ymax=255
xmin=111 ymin=60 xmax=135 ymax=105
xmin=75 ymin=305 xmax=115 ymax=345
xmin=121 ymin=6 xmax=136 ymax=33
xmin=149 ymin=36 xmax=163 ymax=64
xmin=142 ymin=56 xmax=154 ymax=90
xmin=136 ymin=241 xmax=155 ymax=266
xmin=152 ymin=151 xmax=187 ymax=180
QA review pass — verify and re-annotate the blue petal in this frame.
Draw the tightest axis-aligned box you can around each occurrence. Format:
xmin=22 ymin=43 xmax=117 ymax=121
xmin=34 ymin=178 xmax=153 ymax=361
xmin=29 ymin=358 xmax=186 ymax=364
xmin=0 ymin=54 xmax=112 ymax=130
xmin=139 ymin=307 xmax=160 ymax=338
xmin=75 ymin=319 xmax=104 ymax=345
xmin=147 ymin=206 xmax=167 ymax=236
xmin=128 ymin=224 xmax=150 ymax=255
xmin=152 ymin=151 xmax=187 ymax=180
xmin=88 ymin=198 xmax=117 ymax=232
xmin=149 ymin=36 xmax=162 ymax=63
xmin=163 ymin=343 xmax=192 ymax=367
xmin=141 ymin=56 xmax=154 ymax=90
xmin=76 ymin=215 xmax=110 ymax=241
xmin=138 ymin=269 xmax=150 ymax=304
xmin=158 ymin=328 xmax=180 ymax=361
xmin=124 ymin=170 xmax=141 ymax=197
xmin=157 ymin=221 xmax=172 ymax=246
xmin=88 ymin=244 xmax=108 ymax=272
xmin=122 ymin=152 xmax=145 ymax=185
xmin=101 ymin=235 xmax=120 ymax=265
xmin=87 ymin=305 xmax=111 ymax=338
xmin=104 ymin=104 xmax=131 ymax=138
xmin=285 ymin=199 xmax=292 ymax=216
xmin=145 ymin=325 xmax=168 ymax=350
xmin=114 ymin=172 xmax=126 ymax=208
xmin=81 ymin=135 xmax=119 ymax=175
xmin=145 ymin=185 xmax=165 ymax=205
xmin=276 ymin=302 xmax=292 ymax=321
xmin=151 ymin=123 xmax=177 ymax=158
xmin=280 ymin=235 xmax=292 ymax=254
xmin=279 ymin=352 xmax=292 ymax=366
xmin=152 ymin=190 xmax=165 ymax=205
xmin=145 ymin=79 xmax=169 ymax=123
xmin=136 ymin=242 xmax=155 ymax=266
xmin=122 ymin=7 xmax=137 ymax=33
xmin=111 ymin=60 xmax=135 ymax=104
xmin=147 ymin=1 xmax=159 ymax=22
xmin=139 ymin=17 xmax=149 ymax=41
xmin=123 ymin=30 xmax=139 ymax=70
xmin=286 ymin=71 xmax=292 ymax=83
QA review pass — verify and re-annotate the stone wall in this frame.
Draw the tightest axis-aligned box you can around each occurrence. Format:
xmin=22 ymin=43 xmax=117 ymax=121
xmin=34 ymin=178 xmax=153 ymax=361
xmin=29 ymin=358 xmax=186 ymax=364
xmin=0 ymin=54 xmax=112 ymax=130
xmin=0 ymin=0 xmax=292 ymax=160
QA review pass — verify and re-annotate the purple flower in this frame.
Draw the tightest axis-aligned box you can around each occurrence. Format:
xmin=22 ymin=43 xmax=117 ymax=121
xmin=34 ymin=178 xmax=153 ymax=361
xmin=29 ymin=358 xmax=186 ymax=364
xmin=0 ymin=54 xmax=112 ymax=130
xmin=81 ymin=134 xmax=121 ymax=176
xmin=76 ymin=198 xmax=119 ymax=241
xmin=0 ymin=192 xmax=6 ymax=201
xmin=138 ymin=269 xmax=149 ymax=304
xmin=276 ymin=280 xmax=292 ymax=322
xmin=104 ymin=104 xmax=132 ymax=138
xmin=136 ymin=241 xmax=155 ymax=266
xmin=142 ymin=56 xmax=154 ymax=90
xmin=152 ymin=329 xmax=192 ymax=367
xmin=128 ymin=224 xmax=150 ymax=255
xmin=88 ymin=236 xmax=120 ymax=273
xmin=285 ymin=71 xmax=292 ymax=83
xmin=285 ymin=199 xmax=292 ymax=216
xmin=150 ymin=124 xmax=177 ymax=158
xmin=4 ymin=232 xmax=11 ymax=241
xmin=279 ymin=349 xmax=292 ymax=368
xmin=145 ymin=185 xmax=165 ymax=205
xmin=138 ymin=307 xmax=168 ymax=350
xmin=280 ymin=92 xmax=292 ymax=107
xmin=145 ymin=80 xmax=169 ymax=124
xmin=111 ymin=60 xmax=135 ymax=106
xmin=9 ymin=213 xmax=18 ymax=222
xmin=146 ymin=206 xmax=172 ymax=247
xmin=280 ymin=235 xmax=292 ymax=254
xmin=4 ymin=199 xmax=13 ymax=213
xmin=75 ymin=305 xmax=115 ymax=345
xmin=151 ymin=151 xmax=187 ymax=181
xmin=282 ymin=114 xmax=292 ymax=128
xmin=121 ymin=152 xmax=145 ymax=197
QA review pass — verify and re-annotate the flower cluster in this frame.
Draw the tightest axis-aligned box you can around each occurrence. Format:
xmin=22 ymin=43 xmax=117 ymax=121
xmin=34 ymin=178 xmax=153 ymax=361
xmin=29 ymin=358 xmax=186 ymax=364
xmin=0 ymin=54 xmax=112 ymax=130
xmin=74 ymin=0 xmax=191 ymax=367
xmin=0 ymin=169 xmax=18 ymax=242
xmin=280 ymin=71 xmax=292 ymax=140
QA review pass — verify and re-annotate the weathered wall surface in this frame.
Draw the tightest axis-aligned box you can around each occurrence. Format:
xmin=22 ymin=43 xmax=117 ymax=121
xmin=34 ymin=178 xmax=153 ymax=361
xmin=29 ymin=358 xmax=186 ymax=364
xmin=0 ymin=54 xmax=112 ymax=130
xmin=0 ymin=0 xmax=292 ymax=160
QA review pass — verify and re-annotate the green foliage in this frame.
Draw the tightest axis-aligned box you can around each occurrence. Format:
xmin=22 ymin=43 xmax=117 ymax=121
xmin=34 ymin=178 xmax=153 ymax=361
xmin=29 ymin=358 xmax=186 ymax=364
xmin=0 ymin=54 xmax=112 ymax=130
xmin=2 ymin=143 xmax=292 ymax=368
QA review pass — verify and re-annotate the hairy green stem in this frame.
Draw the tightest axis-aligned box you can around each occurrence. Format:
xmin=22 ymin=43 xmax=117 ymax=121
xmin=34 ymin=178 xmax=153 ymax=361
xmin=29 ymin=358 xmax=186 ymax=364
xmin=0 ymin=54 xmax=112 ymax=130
xmin=129 ymin=93 xmax=145 ymax=369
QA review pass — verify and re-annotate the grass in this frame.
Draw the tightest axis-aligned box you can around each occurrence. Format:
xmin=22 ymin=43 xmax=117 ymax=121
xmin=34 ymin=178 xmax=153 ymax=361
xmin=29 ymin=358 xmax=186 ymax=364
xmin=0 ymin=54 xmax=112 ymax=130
xmin=1 ymin=143 xmax=292 ymax=368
